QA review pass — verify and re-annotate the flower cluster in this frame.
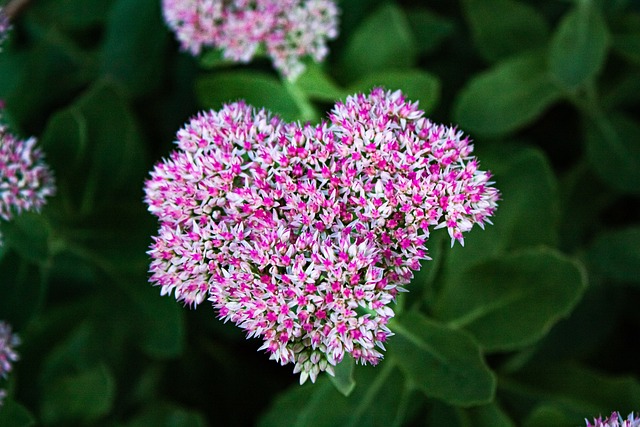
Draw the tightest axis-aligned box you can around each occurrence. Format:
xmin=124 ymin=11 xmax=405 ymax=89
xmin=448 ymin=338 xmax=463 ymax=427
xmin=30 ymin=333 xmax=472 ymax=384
xmin=0 ymin=7 xmax=10 ymax=50
xmin=144 ymin=88 xmax=499 ymax=383
xmin=586 ymin=412 xmax=640 ymax=427
xmin=0 ymin=120 xmax=56 ymax=244
xmin=0 ymin=321 xmax=20 ymax=407
xmin=161 ymin=0 xmax=339 ymax=79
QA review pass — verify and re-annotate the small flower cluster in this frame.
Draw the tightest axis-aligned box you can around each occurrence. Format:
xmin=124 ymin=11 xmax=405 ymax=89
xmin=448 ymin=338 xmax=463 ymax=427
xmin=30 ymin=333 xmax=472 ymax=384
xmin=144 ymin=88 xmax=499 ymax=383
xmin=0 ymin=7 xmax=10 ymax=50
xmin=0 ymin=321 xmax=20 ymax=407
xmin=586 ymin=412 xmax=640 ymax=427
xmin=161 ymin=0 xmax=339 ymax=79
xmin=0 ymin=118 xmax=56 ymax=244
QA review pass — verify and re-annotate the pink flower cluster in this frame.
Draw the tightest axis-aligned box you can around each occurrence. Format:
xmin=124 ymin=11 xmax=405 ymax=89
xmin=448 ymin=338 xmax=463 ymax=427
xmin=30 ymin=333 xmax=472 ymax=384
xmin=0 ymin=321 xmax=19 ymax=407
xmin=0 ymin=121 xmax=56 ymax=239
xmin=587 ymin=412 xmax=640 ymax=427
xmin=161 ymin=0 xmax=339 ymax=79
xmin=0 ymin=7 xmax=10 ymax=49
xmin=144 ymin=88 xmax=499 ymax=383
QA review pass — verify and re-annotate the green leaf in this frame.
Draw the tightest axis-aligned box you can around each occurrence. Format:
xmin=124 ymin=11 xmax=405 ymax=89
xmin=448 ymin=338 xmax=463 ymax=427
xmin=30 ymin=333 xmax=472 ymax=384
xmin=339 ymin=3 xmax=417 ymax=83
xmin=406 ymin=7 xmax=455 ymax=56
xmin=100 ymin=0 xmax=169 ymax=96
xmin=196 ymin=71 xmax=301 ymax=121
xmin=258 ymin=364 xmax=411 ymax=427
xmin=27 ymin=0 xmax=115 ymax=29
xmin=454 ymin=52 xmax=562 ymax=137
xmin=0 ymin=399 xmax=37 ymax=427
xmin=509 ymin=362 xmax=640 ymax=419
xmin=441 ymin=144 xmax=559 ymax=274
xmin=434 ymin=248 xmax=587 ymax=351
xmin=126 ymin=281 xmax=186 ymax=359
xmin=123 ymin=403 xmax=207 ymax=427
xmin=0 ymin=253 xmax=46 ymax=329
xmin=0 ymin=212 xmax=51 ymax=265
xmin=522 ymin=404 xmax=576 ymax=427
xmin=585 ymin=114 xmax=640 ymax=194
xmin=613 ymin=34 xmax=640 ymax=65
xmin=462 ymin=402 xmax=516 ymax=427
xmin=389 ymin=312 xmax=496 ymax=406
xmin=548 ymin=2 xmax=609 ymax=89
xmin=587 ymin=226 xmax=640 ymax=283
xmin=461 ymin=0 xmax=550 ymax=62
xmin=348 ymin=70 xmax=440 ymax=114
xmin=295 ymin=63 xmax=348 ymax=102
xmin=41 ymin=363 xmax=115 ymax=425
xmin=329 ymin=356 xmax=356 ymax=397
xmin=40 ymin=81 xmax=148 ymax=216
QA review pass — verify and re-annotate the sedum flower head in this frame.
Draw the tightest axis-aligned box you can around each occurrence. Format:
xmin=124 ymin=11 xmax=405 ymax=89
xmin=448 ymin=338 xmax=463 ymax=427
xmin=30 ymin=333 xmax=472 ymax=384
xmin=0 ymin=122 xmax=56 ymax=223
xmin=144 ymin=88 xmax=499 ymax=383
xmin=161 ymin=0 xmax=339 ymax=79
xmin=586 ymin=412 xmax=640 ymax=427
xmin=0 ymin=7 xmax=10 ymax=50
xmin=0 ymin=321 xmax=20 ymax=406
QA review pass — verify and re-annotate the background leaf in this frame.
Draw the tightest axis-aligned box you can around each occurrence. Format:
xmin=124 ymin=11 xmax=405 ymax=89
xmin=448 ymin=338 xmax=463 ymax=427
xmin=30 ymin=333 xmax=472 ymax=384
xmin=461 ymin=0 xmax=550 ymax=62
xmin=548 ymin=2 xmax=610 ymax=89
xmin=434 ymin=248 xmax=587 ymax=351
xmin=454 ymin=52 xmax=562 ymax=137
xmin=338 ymin=3 xmax=417 ymax=83
xmin=389 ymin=312 xmax=496 ymax=406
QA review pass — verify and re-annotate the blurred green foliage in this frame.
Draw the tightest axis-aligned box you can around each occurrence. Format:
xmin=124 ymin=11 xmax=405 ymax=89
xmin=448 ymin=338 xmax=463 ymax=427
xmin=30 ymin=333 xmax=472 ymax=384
xmin=1 ymin=0 xmax=639 ymax=425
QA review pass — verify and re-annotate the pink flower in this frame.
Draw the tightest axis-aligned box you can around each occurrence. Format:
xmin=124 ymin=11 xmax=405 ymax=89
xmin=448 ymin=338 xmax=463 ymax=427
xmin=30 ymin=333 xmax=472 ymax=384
xmin=0 ymin=122 xmax=56 ymax=228
xmin=161 ymin=0 xmax=339 ymax=79
xmin=0 ymin=7 xmax=10 ymax=49
xmin=0 ymin=321 xmax=19 ymax=407
xmin=144 ymin=88 xmax=499 ymax=383
xmin=586 ymin=412 xmax=640 ymax=427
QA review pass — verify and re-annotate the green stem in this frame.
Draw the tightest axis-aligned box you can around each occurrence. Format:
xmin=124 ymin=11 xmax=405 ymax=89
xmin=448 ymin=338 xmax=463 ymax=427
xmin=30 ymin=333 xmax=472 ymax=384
xmin=284 ymin=80 xmax=318 ymax=123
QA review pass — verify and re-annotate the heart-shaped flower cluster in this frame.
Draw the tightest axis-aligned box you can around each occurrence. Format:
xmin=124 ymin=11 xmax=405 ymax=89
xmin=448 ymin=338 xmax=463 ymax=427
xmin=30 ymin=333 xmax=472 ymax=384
xmin=144 ymin=88 xmax=499 ymax=383
xmin=161 ymin=0 xmax=339 ymax=79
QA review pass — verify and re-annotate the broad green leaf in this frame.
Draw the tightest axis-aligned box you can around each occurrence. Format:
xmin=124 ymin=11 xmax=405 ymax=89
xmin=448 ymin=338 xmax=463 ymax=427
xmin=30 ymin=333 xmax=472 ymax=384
xmin=585 ymin=114 xmax=640 ymax=194
xmin=27 ymin=0 xmax=114 ymax=29
xmin=0 ymin=254 xmax=46 ymax=329
xmin=40 ymin=81 xmax=148 ymax=216
xmin=295 ymin=63 xmax=348 ymax=102
xmin=613 ymin=34 xmax=640 ymax=65
xmin=126 ymin=281 xmax=186 ymax=359
xmin=100 ymin=0 xmax=169 ymax=96
xmin=442 ymin=144 xmax=559 ymax=274
xmin=548 ymin=2 xmax=609 ymax=89
xmin=454 ymin=52 xmax=562 ymax=137
xmin=522 ymin=404 xmax=576 ymax=427
xmin=461 ymin=0 xmax=550 ymax=62
xmin=461 ymin=402 xmax=516 ymax=427
xmin=406 ymin=7 xmax=455 ymax=56
xmin=434 ymin=248 xmax=587 ymax=351
xmin=196 ymin=71 xmax=301 ymax=121
xmin=122 ymin=404 xmax=207 ymax=427
xmin=329 ymin=356 xmax=356 ymax=397
xmin=389 ymin=312 xmax=496 ymax=406
xmin=610 ymin=14 xmax=640 ymax=65
xmin=41 ymin=363 xmax=115 ymax=425
xmin=339 ymin=3 xmax=417 ymax=83
xmin=509 ymin=362 xmax=640 ymax=418
xmin=0 ymin=212 xmax=51 ymax=264
xmin=258 ymin=364 xmax=410 ymax=427
xmin=587 ymin=226 xmax=640 ymax=283
xmin=348 ymin=70 xmax=440 ymax=114
xmin=0 ymin=400 xmax=36 ymax=427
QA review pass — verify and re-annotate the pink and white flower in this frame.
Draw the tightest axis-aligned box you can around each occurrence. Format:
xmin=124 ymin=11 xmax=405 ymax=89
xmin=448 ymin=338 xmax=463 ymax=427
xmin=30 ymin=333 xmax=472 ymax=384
xmin=144 ymin=88 xmax=500 ymax=383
